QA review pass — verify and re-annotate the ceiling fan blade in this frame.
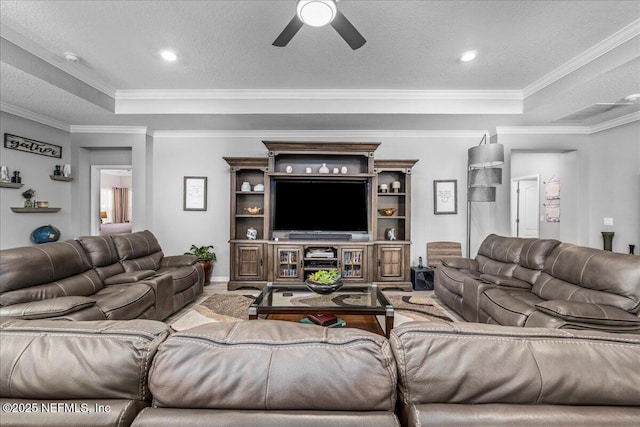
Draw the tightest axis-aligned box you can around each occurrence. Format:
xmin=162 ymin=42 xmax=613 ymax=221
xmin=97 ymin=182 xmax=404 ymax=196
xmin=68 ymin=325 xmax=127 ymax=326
xmin=330 ymin=10 xmax=366 ymax=50
xmin=273 ymin=15 xmax=304 ymax=47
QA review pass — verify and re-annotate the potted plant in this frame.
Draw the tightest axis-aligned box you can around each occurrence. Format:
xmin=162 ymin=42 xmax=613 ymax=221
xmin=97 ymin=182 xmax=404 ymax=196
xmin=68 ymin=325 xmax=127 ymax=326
xmin=185 ymin=245 xmax=216 ymax=285
xmin=22 ymin=188 xmax=36 ymax=208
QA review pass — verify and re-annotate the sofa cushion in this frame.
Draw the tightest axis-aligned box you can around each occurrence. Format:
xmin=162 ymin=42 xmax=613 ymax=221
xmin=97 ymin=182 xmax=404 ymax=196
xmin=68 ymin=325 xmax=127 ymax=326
xmin=437 ymin=266 xmax=480 ymax=296
xmin=533 ymin=272 xmax=638 ymax=313
xmin=0 ymin=269 xmax=103 ymax=306
xmin=541 ymin=243 xmax=640 ymax=312
xmin=122 ymin=253 xmax=164 ymax=273
xmin=112 ymin=230 xmax=163 ymax=260
xmin=477 ymin=234 xmax=525 ymax=264
xmin=390 ymin=322 xmax=640 ymax=406
xmin=480 ymin=274 xmax=531 ymax=289
xmin=76 ymin=235 xmax=120 ymax=267
xmin=440 ymin=257 xmax=478 ymax=271
xmin=93 ymin=284 xmax=156 ymax=320
xmin=480 ymin=288 xmax=544 ymax=326
xmin=0 ymin=296 xmax=96 ymax=320
xmin=518 ymin=238 xmax=560 ymax=270
xmin=104 ymin=270 xmax=156 ymax=285
xmin=0 ymin=240 xmax=91 ymax=293
xmin=148 ymin=320 xmax=397 ymax=411
xmin=0 ymin=319 xmax=170 ymax=400
xmin=535 ymin=300 xmax=640 ymax=326
xmin=156 ymin=266 xmax=200 ymax=294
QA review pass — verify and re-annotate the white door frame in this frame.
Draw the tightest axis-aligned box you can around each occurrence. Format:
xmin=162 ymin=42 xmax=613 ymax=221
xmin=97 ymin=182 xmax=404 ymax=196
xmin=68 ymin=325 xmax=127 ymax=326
xmin=91 ymin=165 xmax=133 ymax=235
xmin=511 ymin=174 xmax=540 ymax=238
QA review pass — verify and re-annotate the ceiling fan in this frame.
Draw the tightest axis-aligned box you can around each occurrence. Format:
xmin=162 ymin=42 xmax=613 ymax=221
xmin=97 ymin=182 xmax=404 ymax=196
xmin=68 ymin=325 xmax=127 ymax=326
xmin=273 ymin=0 xmax=366 ymax=50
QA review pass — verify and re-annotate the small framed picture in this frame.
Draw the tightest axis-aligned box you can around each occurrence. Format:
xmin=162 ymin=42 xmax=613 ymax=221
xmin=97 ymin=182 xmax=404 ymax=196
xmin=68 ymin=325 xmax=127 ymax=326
xmin=184 ymin=176 xmax=207 ymax=211
xmin=434 ymin=180 xmax=457 ymax=215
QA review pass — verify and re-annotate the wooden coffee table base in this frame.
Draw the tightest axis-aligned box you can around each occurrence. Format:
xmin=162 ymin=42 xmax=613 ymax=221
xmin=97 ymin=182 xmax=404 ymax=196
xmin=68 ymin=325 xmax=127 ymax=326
xmin=266 ymin=314 xmax=385 ymax=337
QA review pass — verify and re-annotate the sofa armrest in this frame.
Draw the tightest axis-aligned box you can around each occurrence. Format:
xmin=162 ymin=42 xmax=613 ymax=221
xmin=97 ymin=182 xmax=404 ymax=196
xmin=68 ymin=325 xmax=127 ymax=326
xmin=479 ymin=274 xmax=531 ymax=289
xmin=0 ymin=296 xmax=95 ymax=320
xmin=441 ymin=257 xmax=478 ymax=271
xmin=161 ymin=255 xmax=197 ymax=267
xmin=462 ymin=277 xmax=497 ymax=322
xmin=535 ymin=300 xmax=640 ymax=326
xmin=139 ymin=274 xmax=174 ymax=321
xmin=103 ymin=270 xmax=156 ymax=285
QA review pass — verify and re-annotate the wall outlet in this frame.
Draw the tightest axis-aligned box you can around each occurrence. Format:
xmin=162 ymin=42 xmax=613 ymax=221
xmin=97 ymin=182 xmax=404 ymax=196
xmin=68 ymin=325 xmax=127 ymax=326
xmin=604 ymin=217 xmax=614 ymax=226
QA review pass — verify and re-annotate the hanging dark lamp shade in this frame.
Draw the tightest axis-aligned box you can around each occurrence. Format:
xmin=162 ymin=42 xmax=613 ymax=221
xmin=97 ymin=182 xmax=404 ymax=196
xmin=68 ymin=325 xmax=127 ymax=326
xmin=469 ymin=168 xmax=502 ymax=187
xmin=468 ymin=186 xmax=496 ymax=202
xmin=468 ymin=143 xmax=504 ymax=168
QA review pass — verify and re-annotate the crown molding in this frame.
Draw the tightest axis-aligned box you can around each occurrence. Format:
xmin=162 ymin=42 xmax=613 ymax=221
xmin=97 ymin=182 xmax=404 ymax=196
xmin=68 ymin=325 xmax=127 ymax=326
xmin=496 ymin=126 xmax=591 ymax=135
xmin=1 ymin=26 xmax=117 ymax=98
xmin=590 ymin=111 xmax=640 ymax=134
xmin=523 ymin=19 xmax=640 ymax=98
xmin=0 ymin=102 xmax=70 ymax=132
xmin=69 ymin=125 xmax=148 ymax=134
xmin=116 ymin=89 xmax=522 ymax=101
xmin=151 ymin=129 xmax=489 ymax=138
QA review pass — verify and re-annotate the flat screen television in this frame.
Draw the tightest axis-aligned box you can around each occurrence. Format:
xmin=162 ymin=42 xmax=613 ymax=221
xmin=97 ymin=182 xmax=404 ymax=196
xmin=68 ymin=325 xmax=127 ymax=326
xmin=273 ymin=179 xmax=369 ymax=238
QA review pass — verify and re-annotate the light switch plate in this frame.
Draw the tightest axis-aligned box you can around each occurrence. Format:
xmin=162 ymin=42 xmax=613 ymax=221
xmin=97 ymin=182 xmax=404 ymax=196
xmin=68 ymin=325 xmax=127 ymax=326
xmin=604 ymin=217 xmax=614 ymax=226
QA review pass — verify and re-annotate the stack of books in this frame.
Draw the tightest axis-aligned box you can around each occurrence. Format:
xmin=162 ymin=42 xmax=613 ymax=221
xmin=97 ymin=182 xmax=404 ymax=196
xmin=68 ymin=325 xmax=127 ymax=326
xmin=300 ymin=314 xmax=345 ymax=328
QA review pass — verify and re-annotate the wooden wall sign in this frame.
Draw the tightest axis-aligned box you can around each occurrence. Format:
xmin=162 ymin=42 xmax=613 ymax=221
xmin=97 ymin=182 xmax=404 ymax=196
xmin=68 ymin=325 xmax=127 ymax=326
xmin=4 ymin=133 xmax=62 ymax=158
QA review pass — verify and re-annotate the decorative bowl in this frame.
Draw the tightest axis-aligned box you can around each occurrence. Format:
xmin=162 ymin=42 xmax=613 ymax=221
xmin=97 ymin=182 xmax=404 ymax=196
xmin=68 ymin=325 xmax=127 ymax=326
xmin=305 ymin=279 xmax=343 ymax=295
xmin=378 ymin=208 xmax=396 ymax=216
xmin=36 ymin=201 xmax=49 ymax=208
xmin=245 ymin=207 xmax=263 ymax=215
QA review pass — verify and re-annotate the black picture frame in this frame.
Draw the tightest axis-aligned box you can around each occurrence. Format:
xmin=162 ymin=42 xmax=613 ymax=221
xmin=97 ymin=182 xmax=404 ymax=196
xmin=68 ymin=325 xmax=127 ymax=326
xmin=434 ymin=180 xmax=458 ymax=215
xmin=183 ymin=176 xmax=207 ymax=211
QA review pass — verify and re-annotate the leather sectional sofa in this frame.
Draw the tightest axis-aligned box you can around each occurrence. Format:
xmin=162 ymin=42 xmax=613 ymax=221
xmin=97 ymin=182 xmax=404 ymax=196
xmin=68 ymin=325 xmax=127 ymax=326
xmin=1 ymin=319 xmax=639 ymax=426
xmin=435 ymin=234 xmax=640 ymax=333
xmin=0 ymin=230 xmax=203 ymax=321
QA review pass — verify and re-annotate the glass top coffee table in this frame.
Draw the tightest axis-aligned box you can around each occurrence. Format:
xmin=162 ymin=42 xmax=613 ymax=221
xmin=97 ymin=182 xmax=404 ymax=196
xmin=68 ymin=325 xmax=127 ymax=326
xmin=249 ymin=282 xmax=394 ymax=337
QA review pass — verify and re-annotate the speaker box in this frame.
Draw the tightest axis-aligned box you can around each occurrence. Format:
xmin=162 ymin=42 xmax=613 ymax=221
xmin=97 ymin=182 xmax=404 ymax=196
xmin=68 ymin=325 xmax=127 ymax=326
xmin=411 ymin=267 xmax=434 ymax=290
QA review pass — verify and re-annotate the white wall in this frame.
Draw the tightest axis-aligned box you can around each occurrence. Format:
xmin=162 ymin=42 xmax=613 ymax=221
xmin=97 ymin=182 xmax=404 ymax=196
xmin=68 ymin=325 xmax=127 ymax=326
xmin=511 ymin=151 xmax=573 ymax=240
xmin=0 ymin=112 xmax=71 ymax=248
xmin=588 ymin=121 xmax=639 ymax=253
xmin=151 ymin=135 xmax=480 ymax=279
xmin=70 ymin=133 xmax=146 ymax=237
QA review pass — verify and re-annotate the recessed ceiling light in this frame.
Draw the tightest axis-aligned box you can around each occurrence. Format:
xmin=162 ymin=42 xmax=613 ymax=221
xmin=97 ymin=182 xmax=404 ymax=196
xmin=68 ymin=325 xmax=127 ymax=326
xmin=459 ymin=50 xmax=477 ymax=62
xmin=160 ymin=50 xmax=177 ymax=62
xmin=624 ymin=93 xmax=640 ymax=102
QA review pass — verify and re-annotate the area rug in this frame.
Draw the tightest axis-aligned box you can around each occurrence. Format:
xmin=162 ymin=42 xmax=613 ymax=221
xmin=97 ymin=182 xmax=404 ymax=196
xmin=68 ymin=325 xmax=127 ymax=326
xmin=169 ymin=292 xmax=457 ymax=331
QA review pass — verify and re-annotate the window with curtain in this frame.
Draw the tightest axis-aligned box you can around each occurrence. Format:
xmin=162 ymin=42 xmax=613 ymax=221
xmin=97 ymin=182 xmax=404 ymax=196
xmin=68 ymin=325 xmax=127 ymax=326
xmin=100 ymin=188 xmax=113 ymax=223
xmin=113 ymin=187 xmax=131 ymax=223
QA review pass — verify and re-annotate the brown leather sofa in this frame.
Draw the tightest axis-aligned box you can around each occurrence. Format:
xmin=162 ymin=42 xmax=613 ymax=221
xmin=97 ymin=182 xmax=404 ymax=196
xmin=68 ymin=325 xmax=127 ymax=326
xmin=0 ymin=230 xmax=203 ymax=321
xmin=2 ymin=319 xmax=639 ymax=427
xmin=435 ymin=234 xmax=640 ymax=333
xmin=0 ymin=319 xmax=170 ymax=427
xmin=390 ymin=321 xmax=640 ymax=427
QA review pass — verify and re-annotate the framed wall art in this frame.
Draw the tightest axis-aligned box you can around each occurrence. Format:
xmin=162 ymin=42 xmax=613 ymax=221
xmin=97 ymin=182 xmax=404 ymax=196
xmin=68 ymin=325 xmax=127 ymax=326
xmin=4 ymin=133 xmax=62 ymax=158
xmin=183 ymin=176 xmax=207 ymax=211
xmin=434 ymin=180 xmax=457 ymax=215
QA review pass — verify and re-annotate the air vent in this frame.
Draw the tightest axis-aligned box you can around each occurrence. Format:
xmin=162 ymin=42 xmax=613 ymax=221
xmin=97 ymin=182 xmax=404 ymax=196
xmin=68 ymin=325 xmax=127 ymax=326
xmin=554 ymin=103 xmax=632 ymax=123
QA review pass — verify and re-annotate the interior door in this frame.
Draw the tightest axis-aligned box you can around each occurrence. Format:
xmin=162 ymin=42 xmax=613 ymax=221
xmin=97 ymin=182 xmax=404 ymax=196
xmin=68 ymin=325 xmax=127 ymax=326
xmin=511 ymin=176 xmax=540 ymax=238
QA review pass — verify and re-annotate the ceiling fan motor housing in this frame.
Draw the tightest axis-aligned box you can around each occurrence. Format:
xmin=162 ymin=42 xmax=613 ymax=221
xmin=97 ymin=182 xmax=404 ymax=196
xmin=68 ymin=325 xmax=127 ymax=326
xmin=297 ymin=0 xmax=337 ymax=27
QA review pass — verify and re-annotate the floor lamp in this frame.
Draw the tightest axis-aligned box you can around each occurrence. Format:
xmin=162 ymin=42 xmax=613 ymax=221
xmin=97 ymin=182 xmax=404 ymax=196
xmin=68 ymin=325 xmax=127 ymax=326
xmin=466 ymin=135 xmax=504 ymax=257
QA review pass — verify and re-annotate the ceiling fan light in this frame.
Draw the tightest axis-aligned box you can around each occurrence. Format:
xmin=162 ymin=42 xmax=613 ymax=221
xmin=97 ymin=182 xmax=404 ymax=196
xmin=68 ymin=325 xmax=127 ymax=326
xmin=297 ymin=0 xmax=337 ymax=27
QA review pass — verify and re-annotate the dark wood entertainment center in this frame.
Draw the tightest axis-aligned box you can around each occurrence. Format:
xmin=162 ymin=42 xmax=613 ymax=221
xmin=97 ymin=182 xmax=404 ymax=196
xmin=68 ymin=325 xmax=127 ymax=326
xmin=224 ymin=142 xmax=418 ymax=291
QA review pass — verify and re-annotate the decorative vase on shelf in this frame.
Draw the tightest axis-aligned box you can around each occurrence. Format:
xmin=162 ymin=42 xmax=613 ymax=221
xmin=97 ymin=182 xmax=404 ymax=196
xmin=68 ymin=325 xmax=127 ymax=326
xmin=240 ymin=182 xmax=251 ymax=192
xmin=319 ymin=163 xmax=329 ymax=174
xmin=24 ymin=198 xmax=34 ymax=208
xmin=53 ymin=165 xmax=62 ymax=176
xmin=601 ymin=231 xmax=614 ymax=251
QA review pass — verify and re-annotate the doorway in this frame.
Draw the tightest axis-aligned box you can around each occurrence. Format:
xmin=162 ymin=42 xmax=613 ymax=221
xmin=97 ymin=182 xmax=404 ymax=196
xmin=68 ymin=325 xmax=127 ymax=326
xmin=91 ymin=165 xmax=133 ymax=235
xmin=511 ymin=175 xmax=540 ymax=238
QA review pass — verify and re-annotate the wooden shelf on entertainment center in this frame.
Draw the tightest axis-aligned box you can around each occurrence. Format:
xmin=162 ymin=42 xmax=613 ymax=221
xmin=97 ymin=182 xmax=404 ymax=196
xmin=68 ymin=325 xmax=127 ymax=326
xmin=225 ymin=143 xmax=417 ymax=292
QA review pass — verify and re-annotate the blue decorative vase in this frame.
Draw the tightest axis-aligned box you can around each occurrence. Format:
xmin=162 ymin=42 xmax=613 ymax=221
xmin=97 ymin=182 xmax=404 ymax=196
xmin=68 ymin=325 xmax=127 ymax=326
xmin=31 ymin=225 xmax=61 ymax=244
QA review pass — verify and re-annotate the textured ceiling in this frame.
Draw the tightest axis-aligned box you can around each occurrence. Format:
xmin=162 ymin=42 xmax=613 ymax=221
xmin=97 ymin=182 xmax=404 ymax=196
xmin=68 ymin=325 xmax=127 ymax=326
xmin=0 ymin=1 xmax=639 ymax=131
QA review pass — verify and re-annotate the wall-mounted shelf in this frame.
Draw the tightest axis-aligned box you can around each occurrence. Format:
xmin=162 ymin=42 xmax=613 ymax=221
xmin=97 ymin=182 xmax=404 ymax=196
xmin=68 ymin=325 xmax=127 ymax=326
xmin=49 ymin=175 xmax=73 ymax=182
xmin=0 ymin=182 xmax=24 ymax=189
xmin=10 ymin=207 xmax=62 ymax=213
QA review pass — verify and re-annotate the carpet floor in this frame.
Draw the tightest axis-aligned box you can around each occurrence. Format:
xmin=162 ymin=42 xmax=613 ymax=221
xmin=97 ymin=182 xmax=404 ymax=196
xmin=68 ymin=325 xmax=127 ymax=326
xmin=169 ymin=291 xmax=457 ymax=331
